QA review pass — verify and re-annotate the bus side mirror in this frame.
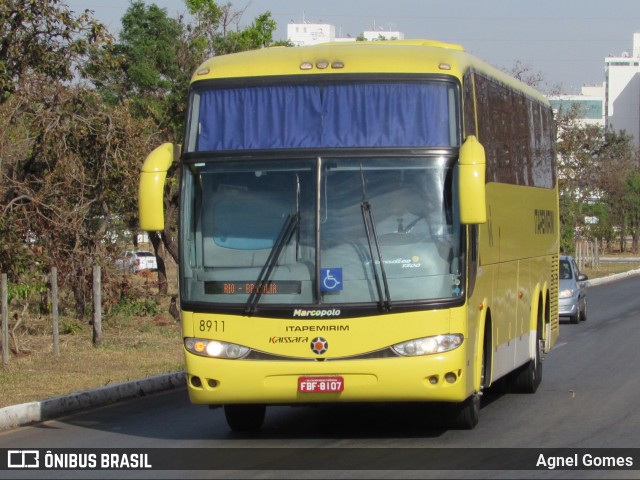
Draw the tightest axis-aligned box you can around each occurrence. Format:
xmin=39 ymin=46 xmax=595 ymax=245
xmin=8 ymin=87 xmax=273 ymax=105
xmin=138 ymin=143 xmax=175 ymax=231
xmin=458 ymin=135 xmax=487 ymax=224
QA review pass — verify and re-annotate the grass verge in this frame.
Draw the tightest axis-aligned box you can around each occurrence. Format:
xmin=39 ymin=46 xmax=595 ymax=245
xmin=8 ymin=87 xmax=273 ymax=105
xmin=0 ymin=313 xmax=183 ymax=408
xmin=582 ymin=261 xmax=640 ymax=279
xmin=0 ymin=269 xmax=183 ymax=409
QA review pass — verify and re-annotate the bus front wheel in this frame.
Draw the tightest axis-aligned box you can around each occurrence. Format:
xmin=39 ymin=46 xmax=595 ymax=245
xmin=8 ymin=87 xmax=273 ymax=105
xmin=446 ymin=393 xmax=480 ymax=430
xmin=224 ymin=404 xmax=266 ymax=432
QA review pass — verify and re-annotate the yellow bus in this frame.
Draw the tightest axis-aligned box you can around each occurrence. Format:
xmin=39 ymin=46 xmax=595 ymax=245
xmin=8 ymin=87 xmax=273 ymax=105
xmin=139 ymin=40 xmax=559 ymax=431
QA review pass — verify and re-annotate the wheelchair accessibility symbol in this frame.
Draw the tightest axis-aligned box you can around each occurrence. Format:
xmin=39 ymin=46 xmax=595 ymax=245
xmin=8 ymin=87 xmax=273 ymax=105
xmin=320 ymin=268 xmax=343 ymax=291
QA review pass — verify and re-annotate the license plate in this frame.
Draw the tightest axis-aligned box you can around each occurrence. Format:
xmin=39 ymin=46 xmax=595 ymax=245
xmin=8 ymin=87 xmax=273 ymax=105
xmin=298 ymin=376 xmax=344 ymax=393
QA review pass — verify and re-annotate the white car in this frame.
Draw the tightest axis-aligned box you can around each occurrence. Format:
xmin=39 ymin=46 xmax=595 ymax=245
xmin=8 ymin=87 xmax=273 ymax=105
xmin=116 ymin=250 xmax=158 ymax=273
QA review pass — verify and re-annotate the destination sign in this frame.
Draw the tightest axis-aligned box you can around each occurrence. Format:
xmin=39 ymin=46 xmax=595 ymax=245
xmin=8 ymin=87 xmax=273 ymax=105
xmin=205 ymin=281 xmax=301 ymax=295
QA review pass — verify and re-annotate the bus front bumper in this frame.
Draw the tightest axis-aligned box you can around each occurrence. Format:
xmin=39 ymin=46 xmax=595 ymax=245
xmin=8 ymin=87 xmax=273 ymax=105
xmin=184 ymin=348 xmax=471 ymax=406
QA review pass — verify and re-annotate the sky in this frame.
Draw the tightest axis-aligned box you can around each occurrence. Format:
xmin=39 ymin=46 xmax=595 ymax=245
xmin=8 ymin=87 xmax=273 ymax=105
xmin=65 ymin=0 xmax=640 ymax=94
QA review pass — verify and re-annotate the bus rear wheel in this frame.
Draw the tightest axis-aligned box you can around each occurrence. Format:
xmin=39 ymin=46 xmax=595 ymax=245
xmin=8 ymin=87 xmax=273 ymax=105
xmin=511 ymin=327 xmax=543 ymax=393
xmin=224 ymin=404 xmax=266 ymax=432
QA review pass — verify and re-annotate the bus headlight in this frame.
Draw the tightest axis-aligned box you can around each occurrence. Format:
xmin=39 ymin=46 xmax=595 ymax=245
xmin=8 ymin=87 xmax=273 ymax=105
xmin=184 ymin=338 xmax=250 ymax=359
xmin=392 ymin=334 xmax=463 ymax=356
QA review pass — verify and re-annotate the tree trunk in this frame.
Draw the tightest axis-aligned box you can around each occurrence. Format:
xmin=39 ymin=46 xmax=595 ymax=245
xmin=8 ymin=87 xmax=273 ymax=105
xmin=72 ymin=274 xmax=86 ymax=320
xmin=149 ymin=231 xmax=168 ymax=295
xmin=160 ymin=159 xmax=180 ymax=264
xmin=161 ymin=227 xmax=178 ymax=264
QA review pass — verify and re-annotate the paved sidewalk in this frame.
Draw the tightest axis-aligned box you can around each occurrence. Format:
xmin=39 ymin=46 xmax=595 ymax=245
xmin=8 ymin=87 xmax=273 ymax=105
xmin=2 ymin=266 xmax=640 ymax=431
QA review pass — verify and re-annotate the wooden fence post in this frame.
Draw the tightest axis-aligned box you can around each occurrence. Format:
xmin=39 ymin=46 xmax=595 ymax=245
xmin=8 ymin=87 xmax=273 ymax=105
xmin=2 ymin=273 xmax=8 ymax=366
xmin=92 ymin=265 xmax=102 ymax=346
xmin=51 ymin=267 xmax=60 ymax=355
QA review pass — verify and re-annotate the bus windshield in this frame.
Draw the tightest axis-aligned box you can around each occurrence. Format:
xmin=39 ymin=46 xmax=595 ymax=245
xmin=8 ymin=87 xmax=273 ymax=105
xmin=180 ymin=156 xmax=462 ymax=311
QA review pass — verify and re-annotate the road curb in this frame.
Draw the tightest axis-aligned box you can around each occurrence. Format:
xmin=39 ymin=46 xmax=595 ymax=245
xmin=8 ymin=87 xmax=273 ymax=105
xmin=583 ymin=268 xmax=640 ymax=287
xmin=0 ymin=371 xmax=185 ymax=431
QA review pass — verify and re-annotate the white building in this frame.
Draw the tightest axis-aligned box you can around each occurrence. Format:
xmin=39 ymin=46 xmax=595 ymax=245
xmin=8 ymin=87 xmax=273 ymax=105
xmin=604 ymin=33 xmax=640 ymax=145
xmin=287 ymin=23 xmax=338 ymax=46
xmin=548 ymin=85 xmax=605 ymax=127
xmin=286 ymin=22 xmax=402 ymax=46
xmin=362 ymin=30 xmax=405 ymax=41
xmin=556 ymin=33 xmax=640 ymax=146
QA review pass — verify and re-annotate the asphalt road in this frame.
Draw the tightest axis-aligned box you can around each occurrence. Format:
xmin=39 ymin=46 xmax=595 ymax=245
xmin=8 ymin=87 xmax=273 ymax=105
xmin=1 ymin=277 xmax=640 ymax=479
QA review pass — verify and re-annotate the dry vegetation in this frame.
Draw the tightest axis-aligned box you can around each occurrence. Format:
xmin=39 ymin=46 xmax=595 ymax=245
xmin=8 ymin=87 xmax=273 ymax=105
xmin=0 ymin=314 xmax=182 ymax=407
xmin=0 ymin=265 xmax=184 ymax=408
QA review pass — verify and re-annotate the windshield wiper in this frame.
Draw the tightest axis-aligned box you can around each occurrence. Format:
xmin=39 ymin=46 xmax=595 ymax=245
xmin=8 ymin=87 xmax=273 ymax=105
xmin=244 ymin=213 xmax=298 ymax=315
xmin=359 ymin=167 xmax=392 ymax=312
xmin=245 ymin=176 xmax=301 ymax=315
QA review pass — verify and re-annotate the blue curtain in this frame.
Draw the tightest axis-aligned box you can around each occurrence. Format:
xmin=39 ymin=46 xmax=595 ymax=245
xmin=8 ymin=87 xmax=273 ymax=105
xmin=196 ymin=83 xmax=453 ymax=151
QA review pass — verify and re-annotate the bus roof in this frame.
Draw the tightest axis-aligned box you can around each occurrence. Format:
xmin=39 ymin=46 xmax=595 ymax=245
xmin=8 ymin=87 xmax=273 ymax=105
xmin=192 ymin=39 xmax=548 ymax=105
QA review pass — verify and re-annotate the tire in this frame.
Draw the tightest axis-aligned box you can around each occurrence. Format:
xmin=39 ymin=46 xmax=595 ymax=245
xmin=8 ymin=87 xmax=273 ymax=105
xmin=224 ymin=404 xmax=266 ymax=432
xmin=511 ymin=326 xmax=543 ymax=393
xmin=569 ymin=312 xmax=580 ymax=325
xmin=580 ymin=299 xmax=587 ymax=322
xmin=445 ymin=329 xmax=485 ymax=430
xmin=446 ymin=394 xmax=480 ymax=430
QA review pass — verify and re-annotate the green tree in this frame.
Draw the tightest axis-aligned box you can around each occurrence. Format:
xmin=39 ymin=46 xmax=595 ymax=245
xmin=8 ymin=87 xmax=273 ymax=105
xmin=185 ymin=2 xmax=277 ymax=55
xmin=117 ymin=1 xmax=189 ymax=138
xmin=101 ymin=2 xmax=199 ymax=294
xmin=184 ymin=0 xmax=223 ymax=55
xmin=623 ymin=168 xmax=640 ymax=252
xmin=212 ymin=11 xmax=277 ymax=54
xmin=0 ymin=0 xmax=112 ymax=103
xmin=555 ymin=106 xmax=603 ymax=253
xmin=0 ymin=2 xmax=161 ymax=319
xmin=106 ymin=1 xmax=281 ymax=293
xmin=596 ymin=129 xmax=637 ymax=252
xmin=556 ymin=100 xmax=638 ymax=254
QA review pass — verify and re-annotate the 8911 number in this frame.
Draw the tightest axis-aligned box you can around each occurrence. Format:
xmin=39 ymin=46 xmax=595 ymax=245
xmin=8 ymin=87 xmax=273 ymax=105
xmin=198 ymin=320 xmax=225 ymax=332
